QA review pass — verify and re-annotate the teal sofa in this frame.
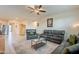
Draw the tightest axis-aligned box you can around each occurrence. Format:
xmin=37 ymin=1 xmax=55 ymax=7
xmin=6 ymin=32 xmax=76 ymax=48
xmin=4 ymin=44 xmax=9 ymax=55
xmin=64 ymin=43 xmax=79 ymax=54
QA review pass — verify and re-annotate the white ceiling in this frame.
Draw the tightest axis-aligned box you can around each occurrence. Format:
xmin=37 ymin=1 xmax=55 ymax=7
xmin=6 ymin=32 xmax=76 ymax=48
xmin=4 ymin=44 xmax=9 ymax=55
xmin=0 ymin=5 xmax=79 ymax=20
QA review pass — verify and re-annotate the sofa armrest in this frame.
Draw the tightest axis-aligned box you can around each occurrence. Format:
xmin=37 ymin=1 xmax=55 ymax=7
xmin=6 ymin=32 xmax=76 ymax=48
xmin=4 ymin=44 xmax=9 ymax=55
xmin=64 ymin=43 xmax=79 ymax=54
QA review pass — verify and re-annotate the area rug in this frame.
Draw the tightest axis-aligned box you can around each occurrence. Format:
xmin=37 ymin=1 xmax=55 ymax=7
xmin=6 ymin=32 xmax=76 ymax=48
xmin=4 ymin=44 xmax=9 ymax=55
xmin=35 ymin=41 xmax=59 ymax=54
xmin=13 ymin=40 xmax=59 ymax=54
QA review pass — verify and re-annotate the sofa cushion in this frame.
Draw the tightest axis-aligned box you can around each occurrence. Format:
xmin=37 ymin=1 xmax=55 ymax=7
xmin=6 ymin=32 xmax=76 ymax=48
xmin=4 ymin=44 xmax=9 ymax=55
xmin=41 ymin=30 xmax=65 ymax=44
xmin=50 ymin=36 xmax=63 ymax=40
xmin=44 ymin=30 xmax=53 ymax=34
xmin=53 ymin=30 xmax=65 ymax=35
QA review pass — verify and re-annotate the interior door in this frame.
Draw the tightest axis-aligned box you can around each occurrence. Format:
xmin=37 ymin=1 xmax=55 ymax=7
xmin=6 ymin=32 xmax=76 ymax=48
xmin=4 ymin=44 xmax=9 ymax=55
xmin=19 ymin=24 xmax=26 ymax=35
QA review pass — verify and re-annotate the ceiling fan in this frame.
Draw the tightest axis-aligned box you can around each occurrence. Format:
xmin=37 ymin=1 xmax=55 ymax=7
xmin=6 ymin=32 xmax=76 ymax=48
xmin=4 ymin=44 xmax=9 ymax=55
xmin=28 ymin=5 xmax=46 ymax=15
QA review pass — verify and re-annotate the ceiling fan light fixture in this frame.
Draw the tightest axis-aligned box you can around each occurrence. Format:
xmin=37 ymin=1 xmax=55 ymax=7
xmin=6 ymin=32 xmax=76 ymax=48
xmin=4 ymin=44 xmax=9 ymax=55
xmin=28 ymin=5 xmax=46 ymax=15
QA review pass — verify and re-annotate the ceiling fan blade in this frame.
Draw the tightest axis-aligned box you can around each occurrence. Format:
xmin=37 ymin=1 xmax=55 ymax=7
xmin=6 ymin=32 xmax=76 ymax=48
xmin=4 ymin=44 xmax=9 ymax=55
xmin=39 ymin=10 xmax=46 ymax=12
xmin=39 ymin=5 xmax=42 ymax=9
xmin=28 ymin=7 xmax=34 ymax=10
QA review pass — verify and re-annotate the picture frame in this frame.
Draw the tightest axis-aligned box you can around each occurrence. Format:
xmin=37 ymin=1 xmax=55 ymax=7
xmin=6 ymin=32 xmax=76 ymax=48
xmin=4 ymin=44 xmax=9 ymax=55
xmin=47 ymin=18 xmax=53 ymax=27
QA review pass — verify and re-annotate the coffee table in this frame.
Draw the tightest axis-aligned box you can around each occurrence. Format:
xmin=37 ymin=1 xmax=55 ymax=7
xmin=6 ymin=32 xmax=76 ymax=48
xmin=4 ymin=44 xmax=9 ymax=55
xmin=31 ymin=38 xmax=47 ymax=50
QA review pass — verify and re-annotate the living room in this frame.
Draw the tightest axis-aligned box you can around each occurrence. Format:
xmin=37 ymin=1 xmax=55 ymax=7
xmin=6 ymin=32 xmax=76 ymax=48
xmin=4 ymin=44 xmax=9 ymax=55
xmin=0 ymin=5 xmax=79 ymax=54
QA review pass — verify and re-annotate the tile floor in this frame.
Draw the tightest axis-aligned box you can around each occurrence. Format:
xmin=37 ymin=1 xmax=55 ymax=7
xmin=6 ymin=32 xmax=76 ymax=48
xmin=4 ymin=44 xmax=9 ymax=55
xmin=4 ymin=32 xmax=59 ymax=54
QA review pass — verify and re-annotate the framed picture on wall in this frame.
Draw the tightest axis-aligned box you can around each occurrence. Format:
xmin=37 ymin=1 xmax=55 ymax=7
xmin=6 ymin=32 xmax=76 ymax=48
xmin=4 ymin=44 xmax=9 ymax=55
xmin=47 ymin=18 xmax=53 ymax=27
